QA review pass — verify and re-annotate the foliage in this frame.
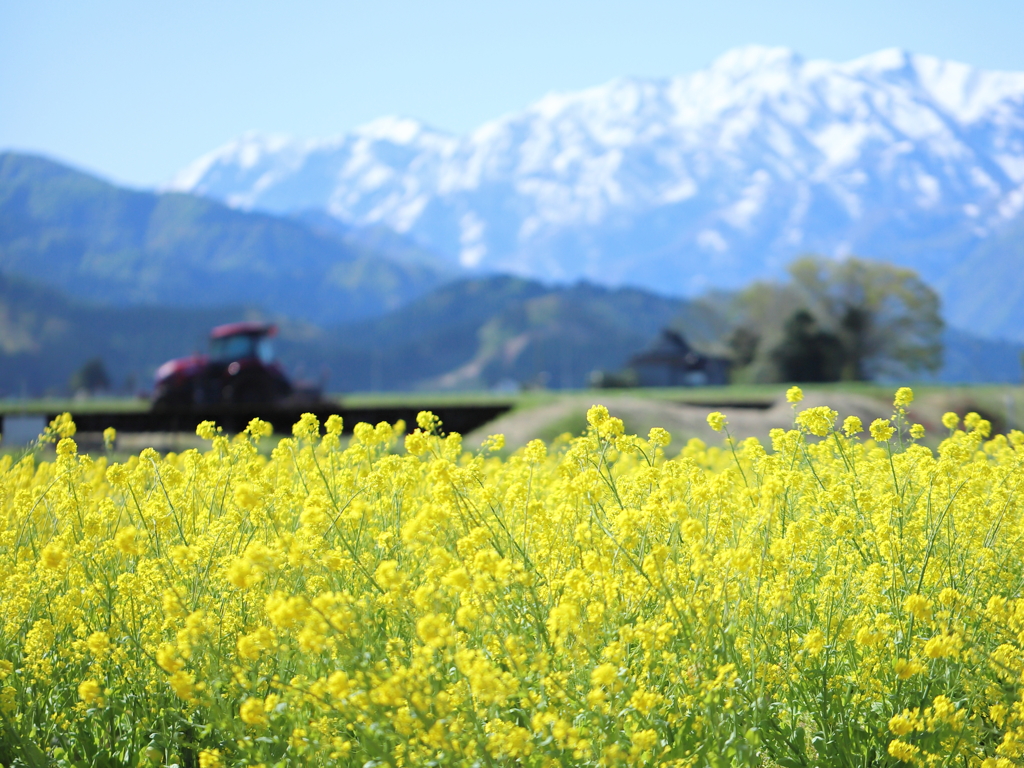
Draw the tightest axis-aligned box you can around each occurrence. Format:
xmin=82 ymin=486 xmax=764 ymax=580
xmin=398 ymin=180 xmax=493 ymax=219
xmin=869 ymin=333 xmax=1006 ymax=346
xmin=720 ymin=256 xmax=943 ymax=383
xmin=787 ymin=256 xmax=943 ymax=380
xmin=68 ymin=358 xmax=111 ymax=395
xmin=2 ymin=392 xmax=1024 ymax=766
xmin=0 ymin=271 xmax=246 ymax=397
xmin=770 ymin=310 xmax=844 ymax=383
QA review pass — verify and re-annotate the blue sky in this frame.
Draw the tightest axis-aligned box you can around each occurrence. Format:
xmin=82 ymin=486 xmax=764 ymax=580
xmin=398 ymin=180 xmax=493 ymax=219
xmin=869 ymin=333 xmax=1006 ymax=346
xmin=2 ymin=0 xmax=1021 ymax=187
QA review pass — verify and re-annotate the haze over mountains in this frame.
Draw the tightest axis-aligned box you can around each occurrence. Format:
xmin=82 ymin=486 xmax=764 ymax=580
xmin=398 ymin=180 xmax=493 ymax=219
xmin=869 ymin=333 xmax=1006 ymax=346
xmin=0 ymin=153 xmax=448 ymax=327
xmin=1 ymin=149 xmax=1022 ymax=395
xmin=4 ymin=45 xmax=1024 ymax=395
xmin=171 ymin=46 xmax=1024 ymax=342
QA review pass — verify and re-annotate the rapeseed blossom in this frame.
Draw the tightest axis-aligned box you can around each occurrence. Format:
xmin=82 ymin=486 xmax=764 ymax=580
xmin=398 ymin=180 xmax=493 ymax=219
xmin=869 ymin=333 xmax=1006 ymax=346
xmin=0 ymin=394 xmax=1023 ymax=767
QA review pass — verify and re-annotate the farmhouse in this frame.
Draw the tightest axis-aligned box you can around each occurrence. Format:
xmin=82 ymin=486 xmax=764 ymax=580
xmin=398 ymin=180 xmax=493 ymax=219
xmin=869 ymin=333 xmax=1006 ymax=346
xmin=629 ymin=329 xmax=731 ymax=387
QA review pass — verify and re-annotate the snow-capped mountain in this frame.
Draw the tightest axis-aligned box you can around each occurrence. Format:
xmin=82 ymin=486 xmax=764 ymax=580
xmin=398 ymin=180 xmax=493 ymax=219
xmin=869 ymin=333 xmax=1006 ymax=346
xmin=170 ymin=46 xmax=1024 ymax=338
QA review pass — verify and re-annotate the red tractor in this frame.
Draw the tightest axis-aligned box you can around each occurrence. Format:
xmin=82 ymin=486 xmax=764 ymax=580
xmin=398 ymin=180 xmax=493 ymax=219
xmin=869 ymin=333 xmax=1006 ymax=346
xmin=153 ymin=322 xmax=295 ymax=407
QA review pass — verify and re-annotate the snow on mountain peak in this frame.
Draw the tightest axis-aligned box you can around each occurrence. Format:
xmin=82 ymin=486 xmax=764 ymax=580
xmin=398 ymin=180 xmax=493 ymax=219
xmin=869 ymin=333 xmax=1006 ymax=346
xmin=354 ymin=116 xmax=441 ymax=145
xmin=845 ymin=47 xmax=915 ymax=74
xmin=709 ymin=45 xmax=804 ymax=76
xmin=170 ymin=48 xmax=1024 ymax=315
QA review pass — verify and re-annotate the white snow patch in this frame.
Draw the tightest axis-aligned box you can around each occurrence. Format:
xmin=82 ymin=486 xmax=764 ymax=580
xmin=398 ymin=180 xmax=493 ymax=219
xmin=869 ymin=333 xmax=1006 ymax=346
xmin=660 ymin=177 xmax=697 ymax=203
xmin=916 ymin=172 xmax=941 ymax=208
xmin=813 ymin=123 xmax=873 ymax=168
xmin=996 ymin=154 xmax=1024 ymax=183
xmin=721 ymin=170 xmax=771 ymax=230
xmin=459 ymin=211 xmax=487 ymax=267
xmin=388 ymin=195 xmax=429 ymax=233
xmin=998 ymin=186 xmax=1024 ymax=220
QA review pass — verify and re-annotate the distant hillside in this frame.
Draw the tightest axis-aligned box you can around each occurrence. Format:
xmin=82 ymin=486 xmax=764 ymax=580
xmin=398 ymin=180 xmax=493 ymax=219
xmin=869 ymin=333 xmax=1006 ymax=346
xmin=2 ymin=266 xmax=1020 ymax=397
xmin=0 ymin=153 xmax=447 ymax=326
xmin=0 ymin=271 xmax=700 ymax=396
xmin=288 ymin=276 xmax=697 ymax=392
xmin=0 ymin=271 xmax=250 ymax=396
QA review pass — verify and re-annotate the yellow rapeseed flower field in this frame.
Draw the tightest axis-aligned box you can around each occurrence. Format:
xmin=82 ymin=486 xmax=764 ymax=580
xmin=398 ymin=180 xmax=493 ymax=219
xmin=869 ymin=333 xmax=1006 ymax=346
xmin=1 ymin=389 xmax=1024 ymax=767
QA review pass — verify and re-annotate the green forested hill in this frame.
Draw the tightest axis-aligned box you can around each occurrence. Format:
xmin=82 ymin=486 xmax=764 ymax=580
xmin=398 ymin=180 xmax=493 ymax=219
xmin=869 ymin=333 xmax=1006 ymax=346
xmin=280 ymin=277 xmax=708 ymax=391
xmin=0 ymin=271 xmax=701 ymax=396
xmin=2 ymin=268 xmax=1021 ymax=397
xmin=0 ymin=153 xmax=446 ymax=326
xmin=0 ymin=271 xmax=250 ymax=395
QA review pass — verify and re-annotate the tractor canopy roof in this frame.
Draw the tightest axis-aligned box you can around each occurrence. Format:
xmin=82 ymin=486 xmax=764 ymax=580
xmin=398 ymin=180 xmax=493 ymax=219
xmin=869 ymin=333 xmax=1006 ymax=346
xmin=210 ymin=322 xmax=277 ymax=339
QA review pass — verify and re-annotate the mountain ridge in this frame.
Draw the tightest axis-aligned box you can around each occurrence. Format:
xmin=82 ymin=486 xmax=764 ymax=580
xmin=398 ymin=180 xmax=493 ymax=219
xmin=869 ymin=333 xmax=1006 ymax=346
xmin=0 ymin=152 xmax=447 ymax=326
xmin=168 ymin=46 xmax=1024 ymax=340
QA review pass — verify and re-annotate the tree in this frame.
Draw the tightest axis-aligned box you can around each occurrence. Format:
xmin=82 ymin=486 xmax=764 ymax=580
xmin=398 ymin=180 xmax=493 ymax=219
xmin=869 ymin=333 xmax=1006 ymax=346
xmin=69 ymin=358 xmax=110 ymax=394
xmin=727 ymin=326 xmax=760 ymax=369
xmin=771 ymin=310 xmax=845 ymax=382
xmin=787 ymin=256 xmax=943 ymax=381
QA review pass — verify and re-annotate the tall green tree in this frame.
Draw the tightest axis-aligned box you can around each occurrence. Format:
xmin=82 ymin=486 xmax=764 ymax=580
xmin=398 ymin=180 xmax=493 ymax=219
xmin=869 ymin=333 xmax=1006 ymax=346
xmin=770 ymin=309 xmax=845 ymax=383
xmin=788 ymin=256 xmax=943 ymax=380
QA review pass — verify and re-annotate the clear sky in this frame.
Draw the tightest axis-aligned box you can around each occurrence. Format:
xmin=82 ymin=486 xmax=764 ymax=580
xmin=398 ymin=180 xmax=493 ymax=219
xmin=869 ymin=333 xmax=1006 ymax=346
xmin=2 ymin=0 xmax=1021 ymax=188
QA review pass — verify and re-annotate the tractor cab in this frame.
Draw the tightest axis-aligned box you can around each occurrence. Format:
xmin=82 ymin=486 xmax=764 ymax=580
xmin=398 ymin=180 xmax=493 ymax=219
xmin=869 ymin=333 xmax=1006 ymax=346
xmin=209 ymin=323 xmax=276 ymax=365
xmin=153 ymin=322 xmax=294 ymax=407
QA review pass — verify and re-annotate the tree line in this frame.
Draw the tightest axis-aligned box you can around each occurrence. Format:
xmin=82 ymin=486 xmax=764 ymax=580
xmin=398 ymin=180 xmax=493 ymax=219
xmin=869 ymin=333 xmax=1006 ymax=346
xmin=697 ymin=255 xmax=943 ymax=383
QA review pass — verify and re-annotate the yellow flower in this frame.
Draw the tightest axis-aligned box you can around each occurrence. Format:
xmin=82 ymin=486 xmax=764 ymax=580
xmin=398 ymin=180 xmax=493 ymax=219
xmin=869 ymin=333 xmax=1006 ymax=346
xmin=49 ymin=412 xmax=76 ymax=438
xmin=888 ymin=713 xmax=914 ymax=736
xmin=523 ymin=439 xmax=547 ymax=464
xmin=293 ymin=413 xmax=320 ymax=441
xmin=102 ymin=427 xmax=117 ymax=449
xmin=40 ymin=542 xmax=68 ymax=570
xmin=870 ymin=418 xmax=895 ymax=442
xmin=893 ymin=387 xmax=914 ymax=407
xmin=796 ymin=406 xmax=837 ymax=437
xmin=855 ymin=626 xmax=881 ymax=647
xmin=647 ymin=427 xmax=670 ymax=447
xmin=924 ymin=632 xmax=958 ymax=659
xmin=114 ymin=526 xmax=139 ymax=556
xmin=0 ymin=686 xmax=14 ymax=716
xmin=706 ymin=412 xmax=726 ymax=432
xmin=591 ymin=663 xmax=618 ymax=687
xmin=240 ymin=697 xmax=269 ymax=727
xmin=888 ymin=739 xmax=919 ymax=762
xmin=909 ymin=423 xmax=925 ymax=439
xmin=322 ymin=413 xmax=344 ymax=436
xmin=802 ymin=629 xmax=826 ymax=656
xmin=941 ymin=411 xmax=959 ymax=430
xmin=904 ymin=594 xmax=932 ymax=621
xmin=168 ymin=670 xmax=195 ymax=701
xmin=6 ymin=395 xmax=1024 ymax=763
xmin=196 ymin=420 xmax=220 ymax=439
xmin=86 ymin=631 xmax=110 ymax=658
xmin=586 ymin=404 xmax=610 ymax=427
xmin=894 ymin=658 xmax=924 ymax=680
xmin=56 ymin=437 xmax=77 ymax=458
xmin=482 ymin=433 xmax=505 ymax=452
xmin=405 ymin=430 xmax=430 ymax=456
xmin=77 ymin=679 xmax=103 ymax=706
xmin=415 ymin=410 xmax=442 ymax=434
xmin=246 ymin=417 xmax=274 ymax=439
xmin=156 ymin=643 xmax=183 ymax=673
xmin=630 ymin=728 xmax=658 ymax=757
xmin=786 ymin=386 xmax=803 ymax=404
xmin=198 ymin=749 xmax=222 ymax=768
